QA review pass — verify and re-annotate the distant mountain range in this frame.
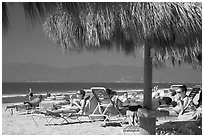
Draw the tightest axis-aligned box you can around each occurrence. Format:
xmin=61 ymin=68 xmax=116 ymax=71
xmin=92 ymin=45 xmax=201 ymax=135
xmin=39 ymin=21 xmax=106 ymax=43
xmin=2 ymin=63 xmax=202 ymax=83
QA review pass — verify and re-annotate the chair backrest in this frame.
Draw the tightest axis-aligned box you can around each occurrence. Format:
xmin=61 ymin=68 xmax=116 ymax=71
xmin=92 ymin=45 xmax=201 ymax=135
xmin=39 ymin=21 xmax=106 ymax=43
xmin=182 ymin=87 xmax=201 ymax=114
xmin=188 ymin=87 xmax=201 ymax=99
xmin=91 ymin=87 xmax=112 ymax=105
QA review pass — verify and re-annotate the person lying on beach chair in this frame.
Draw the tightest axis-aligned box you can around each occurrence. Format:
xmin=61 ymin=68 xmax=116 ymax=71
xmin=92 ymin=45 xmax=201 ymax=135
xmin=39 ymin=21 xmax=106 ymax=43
xmin=46 ymin=90 xmax=87 ymax=115
xmin=33 ymin=90 xmax=91 ymax=126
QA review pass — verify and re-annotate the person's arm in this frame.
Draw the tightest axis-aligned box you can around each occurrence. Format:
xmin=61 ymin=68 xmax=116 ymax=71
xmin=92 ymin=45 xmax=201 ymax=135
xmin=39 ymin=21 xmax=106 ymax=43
xmin=178 ymin=97 xmax=190 ymax=115
xmin=72 ymin=99 xmax=84 ymax=110
xmin=73 ymin=99 xmax=85 ymax=114
xmin=182 ymin=97 xmax=189 ymax=109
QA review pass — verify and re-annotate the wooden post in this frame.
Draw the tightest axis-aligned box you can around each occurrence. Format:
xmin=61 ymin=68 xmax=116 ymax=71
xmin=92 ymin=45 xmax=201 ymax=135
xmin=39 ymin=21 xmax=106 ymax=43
xmin=143 ymin=42 xmax=152 ymax=109
xmin=139 ymin=43 xmax=156 ymax=135
xmin=139 ymin=117 xmax=156 ymax=135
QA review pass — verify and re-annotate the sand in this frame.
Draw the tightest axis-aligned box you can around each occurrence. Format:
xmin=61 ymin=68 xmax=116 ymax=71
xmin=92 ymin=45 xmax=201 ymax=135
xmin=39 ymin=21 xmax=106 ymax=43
xmin=2 ymin=103 xmax=202 ymax=135
xmin=2 ymin=103 xmax=124 ymax=135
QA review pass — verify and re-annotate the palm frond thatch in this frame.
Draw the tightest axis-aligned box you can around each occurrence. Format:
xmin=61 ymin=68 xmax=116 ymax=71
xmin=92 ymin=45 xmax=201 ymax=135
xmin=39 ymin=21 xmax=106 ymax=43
xmin=42 ymin=2 xmax=202 ymax=66
xmin=2 ymin=2 xmax=10 ymax=34
xmin=22 ymin=2 xmax=58 ymax=27
xmin=2 ymin=2 xmax=202 ymax=66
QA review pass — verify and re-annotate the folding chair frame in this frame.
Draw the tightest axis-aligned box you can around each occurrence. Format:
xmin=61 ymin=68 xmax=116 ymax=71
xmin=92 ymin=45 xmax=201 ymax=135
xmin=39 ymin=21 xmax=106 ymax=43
xmin=31 ymin=96 xmax=93 ymax=126
xmin=90 ymin=87 xmax=123 ymax=125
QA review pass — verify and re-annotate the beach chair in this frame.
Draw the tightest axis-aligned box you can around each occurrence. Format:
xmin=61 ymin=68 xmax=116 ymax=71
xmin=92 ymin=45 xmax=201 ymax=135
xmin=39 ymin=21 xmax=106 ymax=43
xmin=5 ymin=101 xmax=42 ymax=115
xmin=187 ymin=86 xmax=201 ymax=106
xmin=16 ymin=95 xmax=44 ymax=115
xmin=32 ymin=95 xmax=92 ymax=126
xmin=89 ymin=87 xmax=123 ymax=126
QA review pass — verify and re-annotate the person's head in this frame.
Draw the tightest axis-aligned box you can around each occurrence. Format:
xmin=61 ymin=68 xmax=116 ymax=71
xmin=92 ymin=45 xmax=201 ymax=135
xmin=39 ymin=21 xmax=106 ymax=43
xmin=123 ymin=92 xmax=128 ymax=98
xmin=106 ymin=88 xmax=116 ymax=98
xmin=28 ymin=88 xmax=32 ymax=93
xmin=176 ymin=85 xmax=187 ymax=98
xmin=76 ymin=89 xmax=86 ymax=99
xmin=38 ymin=95 xmax=43 ymax=101
xmin=106 ymin=88 xmax=112 ymax=95
xmin=153 ymin=85 xmax=159 ymax=91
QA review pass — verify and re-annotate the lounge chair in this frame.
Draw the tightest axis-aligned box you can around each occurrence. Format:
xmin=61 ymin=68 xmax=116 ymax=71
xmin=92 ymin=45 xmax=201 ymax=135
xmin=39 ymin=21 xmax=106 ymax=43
xmin=177 ymin=87 xmax=202 ymax=121
xmin=89 ymin=87 xmax=123 ymax=126
xmin=187 ymin=86 xmax=201 ymax=107
xmin=31 ymin=95 xmax=92 ymax=126
xmin=5 ymin=104 xmax=20 ymax=115
xmin=5 ymin=95 xmax=43 ymax=115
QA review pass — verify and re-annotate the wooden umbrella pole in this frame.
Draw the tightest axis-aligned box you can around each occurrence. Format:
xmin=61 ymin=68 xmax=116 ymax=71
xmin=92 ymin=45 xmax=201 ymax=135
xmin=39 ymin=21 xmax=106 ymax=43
xmin=143 ymin=43 xmax=152 ymax=110
xmin=139 ymin=43 xmax=156 ymax=135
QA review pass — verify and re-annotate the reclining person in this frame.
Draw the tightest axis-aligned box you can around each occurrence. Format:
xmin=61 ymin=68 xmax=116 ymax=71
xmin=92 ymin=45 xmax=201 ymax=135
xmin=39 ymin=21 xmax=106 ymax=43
xmin=47 ymin=90 xmax=87 ymax=115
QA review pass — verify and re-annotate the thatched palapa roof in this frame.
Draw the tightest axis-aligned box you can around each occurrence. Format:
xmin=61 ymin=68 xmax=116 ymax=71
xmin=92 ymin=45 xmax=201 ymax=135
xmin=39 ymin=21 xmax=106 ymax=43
xmin=42 ymin=2 xmax=202 ymax=66
xmin=3 ymin=2 xmax=202 ymax=66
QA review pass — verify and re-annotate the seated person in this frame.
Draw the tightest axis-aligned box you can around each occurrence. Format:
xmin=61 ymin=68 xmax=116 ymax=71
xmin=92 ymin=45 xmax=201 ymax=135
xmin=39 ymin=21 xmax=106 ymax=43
xmin=156 ymin=85 xmax=191 ymax=116
xmin=111 ymin=91 xmax=131 ymax=109
xmin=118 ymin=92 xmax=130 ymax=107
xmin=171 ymin=85 xmax=190 ymax=115
xmin=107 ymin=89 xmax=120 ymax=106
xmin=152 ymin=86 xmax=166 ymax=99
xmin=23 ymin=95 xmax=43 ymax=108
xmin=137 ymin=85 xmax=196 ymax=118
xmin=47 ymin=90 xmax=86 ymax=115
xmin=45 ymin=92 xmax=51 ymax=98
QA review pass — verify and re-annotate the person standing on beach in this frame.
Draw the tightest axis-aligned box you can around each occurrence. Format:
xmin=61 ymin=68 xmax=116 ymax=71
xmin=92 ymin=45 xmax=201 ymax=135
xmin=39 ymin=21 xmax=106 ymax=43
xmin=27 ymin=88 xmax=35 ymax=101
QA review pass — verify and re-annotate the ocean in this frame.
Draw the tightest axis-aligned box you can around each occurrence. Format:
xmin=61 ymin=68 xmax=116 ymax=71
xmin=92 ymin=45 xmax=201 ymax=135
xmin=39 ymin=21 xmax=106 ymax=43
xmin=2 ymin=82 xmax=201 ymax=104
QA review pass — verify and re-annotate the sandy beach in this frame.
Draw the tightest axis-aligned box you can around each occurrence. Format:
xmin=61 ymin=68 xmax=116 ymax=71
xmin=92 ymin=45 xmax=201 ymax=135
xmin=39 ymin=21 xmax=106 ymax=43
xmin=2 ymin=102 xmax=202 ymax=135
xmin=2 ymin=103 xmax=124 ymax=135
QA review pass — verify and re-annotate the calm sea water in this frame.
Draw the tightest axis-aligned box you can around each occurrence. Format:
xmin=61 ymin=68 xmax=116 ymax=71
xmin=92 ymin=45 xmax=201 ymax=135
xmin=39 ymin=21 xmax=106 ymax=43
xmin=2 ymin=82 xmax=201 ymax=103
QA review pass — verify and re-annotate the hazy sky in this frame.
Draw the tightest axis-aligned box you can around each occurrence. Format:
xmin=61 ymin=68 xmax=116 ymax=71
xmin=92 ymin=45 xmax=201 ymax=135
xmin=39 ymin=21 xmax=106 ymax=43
xmin=2 ymin=3 xmax=144 ymax=68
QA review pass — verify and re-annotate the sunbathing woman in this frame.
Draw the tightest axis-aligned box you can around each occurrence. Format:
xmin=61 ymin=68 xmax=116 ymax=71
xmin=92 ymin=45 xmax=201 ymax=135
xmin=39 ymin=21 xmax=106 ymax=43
xmin=47 ymin=90 xmax=86 ymax=115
